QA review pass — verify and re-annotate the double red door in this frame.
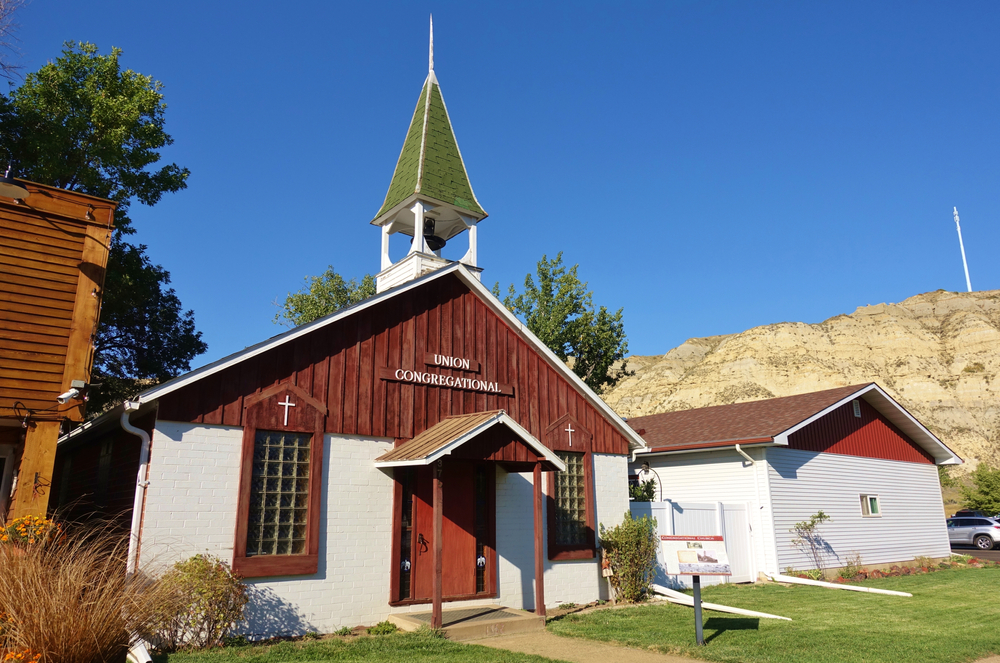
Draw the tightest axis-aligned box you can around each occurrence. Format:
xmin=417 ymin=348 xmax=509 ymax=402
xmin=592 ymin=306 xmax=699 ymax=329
xmin=396 ymin=460 xmax=495 ymax=602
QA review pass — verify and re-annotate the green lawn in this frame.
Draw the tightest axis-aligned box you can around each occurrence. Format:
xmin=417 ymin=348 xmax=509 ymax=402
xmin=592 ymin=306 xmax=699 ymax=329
xmin=157 ymin=630 xmax=562 ymax=663
xmin=547 ymin=568 xmax=1000 ymax=663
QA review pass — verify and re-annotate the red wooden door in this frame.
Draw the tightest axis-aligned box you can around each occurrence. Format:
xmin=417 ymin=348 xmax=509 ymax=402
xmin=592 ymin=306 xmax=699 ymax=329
xmin=411 ymin=460 xmax=485 ymax=600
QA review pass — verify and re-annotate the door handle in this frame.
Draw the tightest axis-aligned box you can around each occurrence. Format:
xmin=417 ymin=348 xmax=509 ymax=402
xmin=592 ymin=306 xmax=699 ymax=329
xmin=417 ymin=533 xmax=429 ymax=555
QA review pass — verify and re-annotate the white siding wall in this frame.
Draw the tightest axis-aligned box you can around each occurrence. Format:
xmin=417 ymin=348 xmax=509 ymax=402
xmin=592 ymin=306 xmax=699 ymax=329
xmin=636 ymin=448 xmax=777 ymax=577
xmin=767 ymin=448 xmax=950 ymax=570
xmin=495 ymin=453 xmax=629 ymax=609
xmin=143 ymin=421 xmax=395 ymax=636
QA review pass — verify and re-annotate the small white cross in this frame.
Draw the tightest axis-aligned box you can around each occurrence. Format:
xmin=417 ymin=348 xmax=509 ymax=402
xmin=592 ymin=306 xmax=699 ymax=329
xmin=565 ymin=424 xmax=575 ymax=447
xmin=278 ymin=396 xmax=296 ymax=427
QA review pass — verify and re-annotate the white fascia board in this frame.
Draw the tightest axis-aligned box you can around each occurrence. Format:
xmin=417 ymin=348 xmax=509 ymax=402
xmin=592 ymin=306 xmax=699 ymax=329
xmin=374 ymin=411 xmax=567 ymax=471
xmin=449 ymin=267 xmax=647 ymax=453
xmin=631 ymin=441 xmax=775 ymax=462
xmin=56 ymin=399 xmax=158 ymax=447
xmin=771 ymin=383 xmax=961 ymax=465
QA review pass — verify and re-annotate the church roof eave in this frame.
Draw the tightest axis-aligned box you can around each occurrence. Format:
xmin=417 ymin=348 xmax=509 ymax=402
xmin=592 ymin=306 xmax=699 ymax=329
xmin=74 ymin=262 xmax=647 ymax=453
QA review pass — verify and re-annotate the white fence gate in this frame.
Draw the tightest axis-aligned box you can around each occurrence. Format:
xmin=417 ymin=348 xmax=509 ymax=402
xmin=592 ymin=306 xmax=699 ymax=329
xmin=630 ymin=501 xmax=754 ymax=589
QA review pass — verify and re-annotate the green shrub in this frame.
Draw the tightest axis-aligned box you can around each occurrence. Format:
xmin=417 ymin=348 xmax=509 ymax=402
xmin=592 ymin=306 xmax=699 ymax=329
xmin=629 ymin=479 xmax=657 ymax=502
xmin=790 ymin=511 xmax=832 ymax=578
xmin=367 ymin=621 xmax=398 ymax=635
xmin=839 ymin=552 xmax=864 ymax=579
xmin=334 ymin=626 xmax=353 ymax=636
xmin=599 ymin=512 xmax=659 ymax=603
xmin=147 ymin=554 xmax=249 ymax=651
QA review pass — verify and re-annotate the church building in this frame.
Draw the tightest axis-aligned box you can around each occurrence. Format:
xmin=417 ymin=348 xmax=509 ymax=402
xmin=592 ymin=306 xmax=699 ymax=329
xmin=54 ymin=29 xmax=647 ymax=636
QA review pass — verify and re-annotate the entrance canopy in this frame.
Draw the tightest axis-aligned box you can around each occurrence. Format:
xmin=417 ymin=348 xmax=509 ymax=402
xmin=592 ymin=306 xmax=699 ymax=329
xmin=375 ymin=410 xmax=566 ymax=472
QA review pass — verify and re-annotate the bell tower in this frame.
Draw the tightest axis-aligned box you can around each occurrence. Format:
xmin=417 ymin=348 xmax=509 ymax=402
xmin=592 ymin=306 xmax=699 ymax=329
xmin=372 ymin=17 xmax=488 ymax=293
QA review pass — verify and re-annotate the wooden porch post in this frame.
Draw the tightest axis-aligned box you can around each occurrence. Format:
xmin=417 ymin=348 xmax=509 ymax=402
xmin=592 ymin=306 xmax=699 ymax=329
xmin=432 ymin=459 xmax=443 ymax=629
xmin=9 ymin=421 xmax=61 ymax=520
xmin=533 ymin=462 xmax=546 ymax=619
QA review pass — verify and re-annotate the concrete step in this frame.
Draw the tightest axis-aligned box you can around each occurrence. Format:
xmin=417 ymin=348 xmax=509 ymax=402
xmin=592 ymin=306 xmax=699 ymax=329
xmin=389 ymin=606 xmax=545 ymax=641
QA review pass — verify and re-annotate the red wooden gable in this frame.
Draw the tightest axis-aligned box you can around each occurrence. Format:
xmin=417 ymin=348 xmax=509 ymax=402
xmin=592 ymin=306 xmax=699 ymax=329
xmin=156 ymin=273 xmax=631 ymax=455
xmin=787 ymin=398 xmax=934 ymax=464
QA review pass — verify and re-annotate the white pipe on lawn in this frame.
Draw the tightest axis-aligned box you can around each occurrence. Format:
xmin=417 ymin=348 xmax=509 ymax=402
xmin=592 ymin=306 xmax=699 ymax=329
xmin=767 ymin=574 xmax=911 ymax=597
xmin=121 ymin=401 xmax=151 ymax=577
xmin=652 ymin=584 xmax=792 ymax=621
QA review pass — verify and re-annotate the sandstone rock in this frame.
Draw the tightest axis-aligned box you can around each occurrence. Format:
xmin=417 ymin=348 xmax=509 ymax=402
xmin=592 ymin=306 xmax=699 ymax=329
xmin=606 ymin=290 xmax=1000 ymax=469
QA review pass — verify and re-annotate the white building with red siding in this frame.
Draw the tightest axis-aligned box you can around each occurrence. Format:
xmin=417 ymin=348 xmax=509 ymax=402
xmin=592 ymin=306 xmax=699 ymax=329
xmin=627 ymin=383 xmax=961 ymax=582
xmin=54 ymin=34 xmax=647 ymax=638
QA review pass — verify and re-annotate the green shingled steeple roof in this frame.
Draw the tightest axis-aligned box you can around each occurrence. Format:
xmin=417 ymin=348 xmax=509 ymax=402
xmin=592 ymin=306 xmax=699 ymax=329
xmin=373 ymin=69 xmax=486 ymax=223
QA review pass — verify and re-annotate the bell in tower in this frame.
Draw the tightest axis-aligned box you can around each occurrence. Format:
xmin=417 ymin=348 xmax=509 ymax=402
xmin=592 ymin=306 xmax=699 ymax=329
xmin=371 ymin=17 xmax=488 ymax=293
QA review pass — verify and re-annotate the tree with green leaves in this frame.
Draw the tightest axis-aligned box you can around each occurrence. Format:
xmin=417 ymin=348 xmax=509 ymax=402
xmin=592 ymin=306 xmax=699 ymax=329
xmin=0 ymin=42 xmax=204 ymax=413
xmin=494 ymin=253 xmax=631 ymax=394
xmin=275 ymin=267 xmax=376 ymax=327
xmin=962 ymin=463 xmax=1000 ymax=515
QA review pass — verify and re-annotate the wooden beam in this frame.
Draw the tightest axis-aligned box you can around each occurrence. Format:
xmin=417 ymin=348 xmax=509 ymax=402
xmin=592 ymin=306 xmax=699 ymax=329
xmin=432 ymin=459 xmax=443 ymax=629
xmin=533 ymin=462 xmax=546 ymax=619
xmin=61 ymin=223 xmax=113 ymax=422
xmin=9 ymin=420 xmax=60 ymax=519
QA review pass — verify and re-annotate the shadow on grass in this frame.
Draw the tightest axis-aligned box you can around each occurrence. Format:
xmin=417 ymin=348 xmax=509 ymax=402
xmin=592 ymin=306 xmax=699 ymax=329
xmin=702 ymin=617 xmax=759 ymax=644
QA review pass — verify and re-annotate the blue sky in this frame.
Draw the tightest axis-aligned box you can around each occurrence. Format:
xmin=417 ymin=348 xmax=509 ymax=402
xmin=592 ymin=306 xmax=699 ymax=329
xmin=12 ymin=1 xmax=1000 ymax=367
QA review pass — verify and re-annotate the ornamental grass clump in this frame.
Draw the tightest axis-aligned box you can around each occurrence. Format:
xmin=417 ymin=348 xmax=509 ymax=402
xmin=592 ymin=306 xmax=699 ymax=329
xmin=146 ymin=554 xmax=249 ymax=651
xmin=599 ymin=512 xmax=659 ymax=603
xmin=0 ymin=519 xmax=177 ymax=663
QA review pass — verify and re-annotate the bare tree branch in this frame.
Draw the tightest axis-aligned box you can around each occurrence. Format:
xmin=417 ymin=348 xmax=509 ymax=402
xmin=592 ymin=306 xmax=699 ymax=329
xmin=0 ymin=0 xmax=26 ymax=80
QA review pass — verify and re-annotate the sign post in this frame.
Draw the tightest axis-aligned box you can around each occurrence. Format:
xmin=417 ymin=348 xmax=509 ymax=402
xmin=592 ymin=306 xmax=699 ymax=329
xmin=660 ymin=535 xmax=731 ymax=646
xmin=692 ymin=575 xmax=704 ymax=645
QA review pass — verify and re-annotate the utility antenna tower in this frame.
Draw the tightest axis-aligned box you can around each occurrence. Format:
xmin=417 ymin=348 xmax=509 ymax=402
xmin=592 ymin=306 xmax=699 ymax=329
xmin=953 ymin=207 xmax=972 ymax=293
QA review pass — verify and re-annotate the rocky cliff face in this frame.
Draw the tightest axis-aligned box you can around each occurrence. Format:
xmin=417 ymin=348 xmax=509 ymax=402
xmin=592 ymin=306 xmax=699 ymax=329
xmin=605 ymin=290 xmax=1000 ymax=469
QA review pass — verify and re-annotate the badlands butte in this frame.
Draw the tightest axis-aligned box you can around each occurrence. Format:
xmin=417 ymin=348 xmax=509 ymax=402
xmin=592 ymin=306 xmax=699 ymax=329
xmin=604 ymin=289 xmax=1000 ymax=470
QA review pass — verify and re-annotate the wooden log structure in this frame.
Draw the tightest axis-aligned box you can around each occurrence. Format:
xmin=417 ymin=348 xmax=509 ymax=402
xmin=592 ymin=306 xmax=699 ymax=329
xmin=0 ymin=180 xmax=115 ymax=519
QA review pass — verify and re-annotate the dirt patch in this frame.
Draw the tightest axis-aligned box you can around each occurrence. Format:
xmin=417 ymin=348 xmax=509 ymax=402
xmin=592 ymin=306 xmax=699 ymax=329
xmin=467 ymin=630 xmax=699 ymax=663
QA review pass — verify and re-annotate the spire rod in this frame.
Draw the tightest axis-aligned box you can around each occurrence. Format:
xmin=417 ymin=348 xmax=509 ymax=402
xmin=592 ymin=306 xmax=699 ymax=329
xmin=429 ymin=15 xmax=434 ymax=73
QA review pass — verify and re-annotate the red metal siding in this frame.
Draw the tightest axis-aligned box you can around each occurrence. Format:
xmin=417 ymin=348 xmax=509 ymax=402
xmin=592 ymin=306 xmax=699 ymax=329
xmin=156 ymin=274 xmax=630 ymax=455
xmin=787 ymin=398 xmax=934 ymax=464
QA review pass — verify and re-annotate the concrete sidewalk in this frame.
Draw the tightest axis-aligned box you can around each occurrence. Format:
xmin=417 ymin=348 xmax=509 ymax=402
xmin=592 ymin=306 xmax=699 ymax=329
xmin=466 ymin=630 xmax=699 ymax=663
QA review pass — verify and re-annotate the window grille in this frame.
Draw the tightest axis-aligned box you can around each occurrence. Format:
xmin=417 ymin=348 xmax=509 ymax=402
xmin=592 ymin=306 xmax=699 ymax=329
xmin=554 ymin=451 xmax=587 ymax=546
xmin=246 ymin=430 xmax=311 ymax=556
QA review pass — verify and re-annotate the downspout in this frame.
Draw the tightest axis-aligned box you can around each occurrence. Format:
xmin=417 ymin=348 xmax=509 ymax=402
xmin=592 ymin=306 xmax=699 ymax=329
xmin=734 ymin=444 xmax=755 ymax=466
xmin=121 ymin=401 xmax=151 ymax=576
xmin=736 ymin=444 xmax=763 ymax=581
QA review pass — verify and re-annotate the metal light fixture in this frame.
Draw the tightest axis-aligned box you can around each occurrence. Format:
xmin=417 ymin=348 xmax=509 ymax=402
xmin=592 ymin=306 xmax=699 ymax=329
xmin=0 ymin=166 xmax=29 ymax=200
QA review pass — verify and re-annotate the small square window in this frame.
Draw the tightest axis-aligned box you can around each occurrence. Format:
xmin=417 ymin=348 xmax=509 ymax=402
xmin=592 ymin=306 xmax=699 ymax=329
xmin=860 ymin=494 xmax=881 ymax=517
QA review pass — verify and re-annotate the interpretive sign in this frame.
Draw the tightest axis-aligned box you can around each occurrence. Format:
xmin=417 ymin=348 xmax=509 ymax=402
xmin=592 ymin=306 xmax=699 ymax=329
xmin=660 ymin=535 xmax=731 ymax=576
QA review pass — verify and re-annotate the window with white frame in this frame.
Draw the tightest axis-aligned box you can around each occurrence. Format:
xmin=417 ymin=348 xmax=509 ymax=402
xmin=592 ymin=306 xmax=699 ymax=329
xmin=860 ymin=494 xmax=881 ymax=517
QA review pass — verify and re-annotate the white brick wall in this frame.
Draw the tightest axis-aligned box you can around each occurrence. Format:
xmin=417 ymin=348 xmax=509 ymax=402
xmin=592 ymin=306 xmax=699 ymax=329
xmin=142 ymin=422 xmax=630 ymax=630
xmin=143 ymin=422 xmax=395 ymax=636
xmin=495 ymin=453 xmax=628 ymax=609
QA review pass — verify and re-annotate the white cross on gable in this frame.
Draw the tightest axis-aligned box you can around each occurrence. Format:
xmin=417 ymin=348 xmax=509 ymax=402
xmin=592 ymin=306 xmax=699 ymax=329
xmin=278 ymin=396 xmax=296 ymax=427
xmin=565 ymin=423 xmax=575 ymax=447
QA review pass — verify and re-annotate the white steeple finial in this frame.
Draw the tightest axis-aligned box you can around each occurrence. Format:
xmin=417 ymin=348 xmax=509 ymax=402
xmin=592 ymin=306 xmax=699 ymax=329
xmin=429 ymin=15 xmax=434 ymax=73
